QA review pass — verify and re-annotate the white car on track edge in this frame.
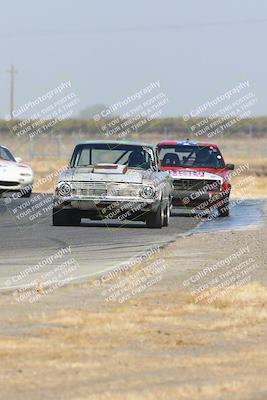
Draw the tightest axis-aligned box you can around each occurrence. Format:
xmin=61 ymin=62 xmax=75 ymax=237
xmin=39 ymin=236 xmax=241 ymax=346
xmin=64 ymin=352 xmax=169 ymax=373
xmin=0 ymin=145 xmax=34 ymax=198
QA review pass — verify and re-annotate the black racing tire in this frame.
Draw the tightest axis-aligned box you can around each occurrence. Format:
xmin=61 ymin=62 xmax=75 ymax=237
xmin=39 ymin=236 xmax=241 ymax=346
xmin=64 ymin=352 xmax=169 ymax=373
xmin=146 ymin=203 xmax=164 ymax=229
xmin=21 ymin=189 xmax=32 ymax=198
xmin=90 ymin=215 xmax=103 ymax=221
xmin=70 ymin=214 xmax=82 ymax=226
xmin=53 ymin=208 xmax=81 ymax=226
xmin=163 ymin=201 xmax=170 ymax=227
xmin=217 ymin=196 xmax=230 ymax=217
xmin=19 ymin=184 xmax=33 ymax=198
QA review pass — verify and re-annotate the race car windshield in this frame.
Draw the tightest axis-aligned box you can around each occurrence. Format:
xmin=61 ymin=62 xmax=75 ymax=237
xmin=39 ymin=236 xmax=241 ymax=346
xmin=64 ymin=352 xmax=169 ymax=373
xmin=70 ymin=143 xmax=153 ymax=170
xmin=158 ymin=145 xmax=225 ymax=168
xmin=0 ymin=146 xmax=15 ymax=162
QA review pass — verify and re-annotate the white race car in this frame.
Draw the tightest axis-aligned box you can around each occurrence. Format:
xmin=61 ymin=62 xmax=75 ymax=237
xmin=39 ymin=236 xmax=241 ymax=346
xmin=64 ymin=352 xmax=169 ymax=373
xmin=0 ymin=145 xmax=33 ymax=198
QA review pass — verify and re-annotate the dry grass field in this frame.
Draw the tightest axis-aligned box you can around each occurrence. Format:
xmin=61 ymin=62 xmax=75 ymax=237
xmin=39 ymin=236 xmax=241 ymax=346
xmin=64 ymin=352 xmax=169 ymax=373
xmin=1 ymin=264 xmax=267 ymax=399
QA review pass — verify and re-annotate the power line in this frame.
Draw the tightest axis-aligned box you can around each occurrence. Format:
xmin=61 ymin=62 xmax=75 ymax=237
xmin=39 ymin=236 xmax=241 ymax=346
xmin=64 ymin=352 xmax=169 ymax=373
xmin=0 ymin=18 xmax=266 ymax=38
xmin=6 ymin=65 xmax=18 ymax=121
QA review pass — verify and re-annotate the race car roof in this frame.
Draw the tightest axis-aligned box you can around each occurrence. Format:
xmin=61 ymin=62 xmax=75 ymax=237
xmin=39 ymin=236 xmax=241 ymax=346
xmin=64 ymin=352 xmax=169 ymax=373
xmin=77 ymin=140 xmax=155 ymax=148
xmin=157 ymin=140 xmax=218 ymax=148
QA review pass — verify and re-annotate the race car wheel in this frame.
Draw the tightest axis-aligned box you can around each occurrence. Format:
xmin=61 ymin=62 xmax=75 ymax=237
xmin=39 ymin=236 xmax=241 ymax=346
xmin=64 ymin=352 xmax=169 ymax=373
xmin=163 ymin=201 xmax=170 ymax=227
xmin=53 ymin=208 xmax=81 ymax=226
xmin=19 ymin=185 xmax=33 ymax=198
xmin=21 ymin=189 xmax=32 ymax=198
xmin=146 ymin=204 xmax=164 ymax=229
xmin=218 ymin=196 xmax=230 ymax=217
xmin=69 ymin=214 xmax=81 ymax=226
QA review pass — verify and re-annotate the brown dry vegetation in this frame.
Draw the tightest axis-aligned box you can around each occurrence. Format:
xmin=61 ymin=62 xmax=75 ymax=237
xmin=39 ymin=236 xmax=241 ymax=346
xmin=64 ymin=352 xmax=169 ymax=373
xmin=1 ymin=282 xmax=267 ymax=400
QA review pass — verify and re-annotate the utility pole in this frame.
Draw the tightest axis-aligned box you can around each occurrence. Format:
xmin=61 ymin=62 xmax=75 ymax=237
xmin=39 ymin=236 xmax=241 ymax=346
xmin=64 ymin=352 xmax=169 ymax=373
xmin=6 ymin=65 xmax=18 ymax=120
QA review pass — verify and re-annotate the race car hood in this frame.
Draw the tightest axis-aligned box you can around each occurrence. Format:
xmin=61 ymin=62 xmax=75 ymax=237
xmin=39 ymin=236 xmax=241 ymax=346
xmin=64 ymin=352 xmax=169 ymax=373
xmin=168 ymin=169 xmax=223 ymax=183
xmin=0 ymin=159 xmax=33 ymax=176
xmin=161 ymin=166 xmax=229 ymax=180
xmin=58 ymin=165 xmax=153 ymax=184
xmin=0 ymin=159 xmax=29 ymax=168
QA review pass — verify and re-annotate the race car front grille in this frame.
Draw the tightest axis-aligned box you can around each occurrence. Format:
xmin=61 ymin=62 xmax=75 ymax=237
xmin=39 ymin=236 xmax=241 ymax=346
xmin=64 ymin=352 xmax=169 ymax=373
xmin=0 ymin=181 xmax=19 ymax=187
xmin=173 ymin=179 xmax=220 ymax=192
xmin=71 ymin=182 xmax=140 ymax=198
xmin=72 ymin=182 xmax=107 ymax=196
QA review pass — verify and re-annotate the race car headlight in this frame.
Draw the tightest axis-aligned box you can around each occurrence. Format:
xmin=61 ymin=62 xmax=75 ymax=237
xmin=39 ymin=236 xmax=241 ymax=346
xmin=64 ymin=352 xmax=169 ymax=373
xmin=56 ymin=182 xmax=72 ymax=196
xmin=141 ymin=185 xmax=156 ymax=199
xmin=20 ymin=172 xmax=32 ymax=177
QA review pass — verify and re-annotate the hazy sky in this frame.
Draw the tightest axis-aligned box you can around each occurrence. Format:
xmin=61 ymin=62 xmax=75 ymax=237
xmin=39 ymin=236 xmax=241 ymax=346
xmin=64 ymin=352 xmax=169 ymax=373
xmin=0 ymin=0 xmax=266 ymax=118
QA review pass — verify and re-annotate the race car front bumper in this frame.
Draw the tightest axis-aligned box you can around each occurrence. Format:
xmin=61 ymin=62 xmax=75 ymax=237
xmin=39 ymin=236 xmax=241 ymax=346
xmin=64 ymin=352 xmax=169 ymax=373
xmin=172 ymin=190 xmax=227 ymax=209
xmin=53 ymin=195 xmax=161 ymax=218
xmin=0 ymin=178 xmax=33 ymax=195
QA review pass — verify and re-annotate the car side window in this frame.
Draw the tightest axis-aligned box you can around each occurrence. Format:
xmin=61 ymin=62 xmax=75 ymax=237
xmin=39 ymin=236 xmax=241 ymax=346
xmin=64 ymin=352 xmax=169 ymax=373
xmin=0 ymin=147 xmax=11 ymax=161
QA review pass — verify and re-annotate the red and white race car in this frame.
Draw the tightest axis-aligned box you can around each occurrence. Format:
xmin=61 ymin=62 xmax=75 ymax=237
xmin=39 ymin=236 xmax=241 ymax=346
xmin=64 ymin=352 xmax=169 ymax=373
xmin=157 ymin=140 xmax=235 ymax=217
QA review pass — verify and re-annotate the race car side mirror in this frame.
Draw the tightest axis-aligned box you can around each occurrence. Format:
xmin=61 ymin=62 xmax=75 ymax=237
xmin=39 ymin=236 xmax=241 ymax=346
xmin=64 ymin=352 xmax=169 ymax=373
xmin=226 ymin=163 xmax=235 ymax=170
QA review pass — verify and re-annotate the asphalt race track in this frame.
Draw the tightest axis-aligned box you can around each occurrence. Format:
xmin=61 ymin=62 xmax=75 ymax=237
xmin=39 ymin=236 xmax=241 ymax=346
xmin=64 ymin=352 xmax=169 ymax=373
xmin=0 ymin=195 xmax=264 ymax=290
